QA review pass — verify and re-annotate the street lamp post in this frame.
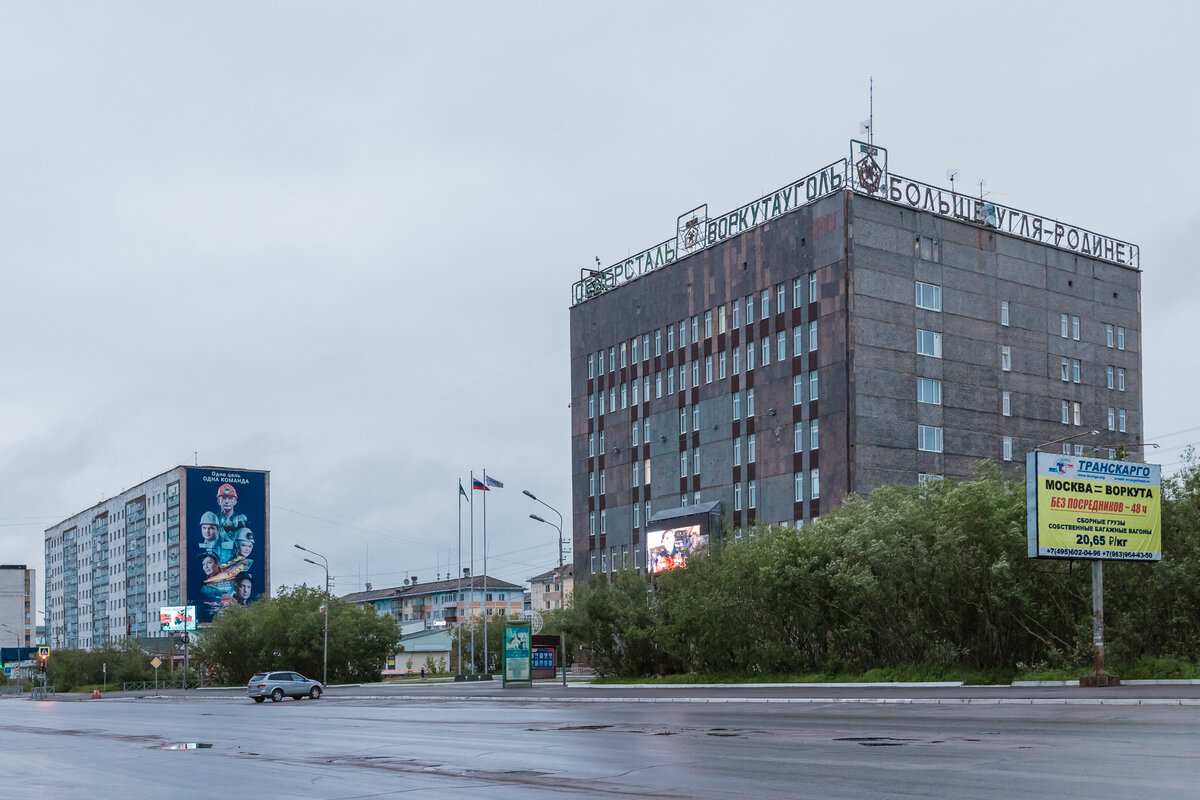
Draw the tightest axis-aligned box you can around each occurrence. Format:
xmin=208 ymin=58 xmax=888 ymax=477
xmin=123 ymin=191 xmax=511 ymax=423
xmin=294 ymin=544 xmax=329 ymax=686
xmin=524 ymin=489 xmax=568 ymax=688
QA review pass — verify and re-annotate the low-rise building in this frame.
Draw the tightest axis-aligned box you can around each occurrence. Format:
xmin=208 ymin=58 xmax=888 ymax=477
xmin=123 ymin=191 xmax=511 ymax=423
xmin=528 ymin=565 xmax=574 ymax=612
xmin=342 ymin=574 xmax=524 ymax=629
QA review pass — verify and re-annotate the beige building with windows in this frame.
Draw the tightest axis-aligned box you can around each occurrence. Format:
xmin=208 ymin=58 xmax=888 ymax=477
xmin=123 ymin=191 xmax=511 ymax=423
xmin=0 ymin=564 xmax=36 ymax=649
xmin=528 ymin=565 xmax=574 ymax=612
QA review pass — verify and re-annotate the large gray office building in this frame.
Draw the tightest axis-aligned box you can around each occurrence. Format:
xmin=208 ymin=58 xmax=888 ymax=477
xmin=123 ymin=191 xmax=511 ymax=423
xmin=569 ymin=141 xmax=1142 ymax=582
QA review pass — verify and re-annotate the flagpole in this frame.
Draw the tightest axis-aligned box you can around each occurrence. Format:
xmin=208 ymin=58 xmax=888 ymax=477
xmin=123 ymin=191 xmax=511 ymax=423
xmin=469 ymin=470 xmax=476 ymax=677
xmin=456 ymin=480 xmax=463 ymax=678
xmin=483 ymin=468 xmax=489 ymax=677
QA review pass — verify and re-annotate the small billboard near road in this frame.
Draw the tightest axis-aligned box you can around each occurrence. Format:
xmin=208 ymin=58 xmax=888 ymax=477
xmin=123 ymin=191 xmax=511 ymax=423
xmin=159 ymin=606 xmax=197 ymax=632
xmin=1026 ymin=452 xmax=1162 ymax=561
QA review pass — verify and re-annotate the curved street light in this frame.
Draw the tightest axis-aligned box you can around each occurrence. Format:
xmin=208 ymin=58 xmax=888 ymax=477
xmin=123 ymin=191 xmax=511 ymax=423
xmin=294 ymin=544 xmax=329 ymax=686
xmin=524 ymin=489 xmax=568 ymax=687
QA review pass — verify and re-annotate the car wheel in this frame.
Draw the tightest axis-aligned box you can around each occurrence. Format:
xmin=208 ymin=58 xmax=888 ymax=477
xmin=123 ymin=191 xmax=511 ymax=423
xmin=270 ymin=688 xmax=284 ymax=703
xmin=309 ymin=686 xmax=322 ymax=700
xmin=253 ymin=697 xmax=265 ymax=703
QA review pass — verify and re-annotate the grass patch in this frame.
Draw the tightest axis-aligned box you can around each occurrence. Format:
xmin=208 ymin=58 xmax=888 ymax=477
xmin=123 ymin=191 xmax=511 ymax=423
xmin=589 ymin=659 xmax=1200 ymax=685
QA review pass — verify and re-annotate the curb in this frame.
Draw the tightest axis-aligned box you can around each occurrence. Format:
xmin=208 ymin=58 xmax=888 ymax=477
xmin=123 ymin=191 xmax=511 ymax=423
xmin=316 ymin=694 xmax=1200 ymax=706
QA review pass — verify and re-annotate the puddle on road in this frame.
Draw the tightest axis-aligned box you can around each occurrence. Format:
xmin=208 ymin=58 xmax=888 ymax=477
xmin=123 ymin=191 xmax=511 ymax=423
xmin=836 ymin=737 xmax=917 ymax=747
xmin=162 ymin=742 xmax=213 ymax=750
xmin=558 ymin=724 xmax=613 ymax=731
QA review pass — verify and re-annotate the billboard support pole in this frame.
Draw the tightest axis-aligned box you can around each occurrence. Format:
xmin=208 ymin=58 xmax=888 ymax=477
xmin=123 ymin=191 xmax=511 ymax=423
xmin=1082 ymin=559 xmax=1119 ymax=686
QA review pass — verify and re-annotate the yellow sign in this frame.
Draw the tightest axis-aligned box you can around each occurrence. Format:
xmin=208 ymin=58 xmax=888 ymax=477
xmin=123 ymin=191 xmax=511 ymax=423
xmin=1027 ymin=452 xmax=1161 ymax=560
xmin=151 ymin=657 xmax=162 ymax=669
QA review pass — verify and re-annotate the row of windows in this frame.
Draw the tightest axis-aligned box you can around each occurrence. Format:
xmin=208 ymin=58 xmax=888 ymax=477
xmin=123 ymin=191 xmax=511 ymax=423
xmin=588 ymin=469 xmax=824 ymax=544
xmin=921 ymin=337 xmax=1131 ymax=388
xmin=586 ymin=325 xmax=819 ymax=418
xmin=588 ymin=420 xmax=822 ymax=497
xmin=586 ymin=278 xmax=821 ymax=379
xmin=919 ymin=281 xmax=1129 ymax=350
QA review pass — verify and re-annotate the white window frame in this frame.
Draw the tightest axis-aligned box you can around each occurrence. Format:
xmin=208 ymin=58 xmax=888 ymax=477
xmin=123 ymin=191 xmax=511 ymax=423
xmin=918 ymin=425 xmax=944 ymax=452
xmin=917 ymin=377 xmax=942 ymax=405
xmin=915 ymin=281 xmax=942 ymax=311
xmin=917 ymin=329 xmax=942 ymax=358
xmin=1001 ymin=346 xmax=1012 ymax=372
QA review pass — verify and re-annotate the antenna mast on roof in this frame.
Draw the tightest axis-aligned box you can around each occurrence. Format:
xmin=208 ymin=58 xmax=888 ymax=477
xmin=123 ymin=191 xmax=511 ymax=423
xmin=868 ymin=76 xmax=873 ymax=145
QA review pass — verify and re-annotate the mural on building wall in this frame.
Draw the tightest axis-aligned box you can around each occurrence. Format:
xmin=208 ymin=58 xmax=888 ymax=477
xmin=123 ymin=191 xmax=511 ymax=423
xmin=186 ymin=468 xmax=267 ymax=623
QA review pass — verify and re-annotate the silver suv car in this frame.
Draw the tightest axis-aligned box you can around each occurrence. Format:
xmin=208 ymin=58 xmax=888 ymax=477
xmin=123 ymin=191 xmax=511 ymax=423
xmin=247 ymin=671 xmax=323 ymax=703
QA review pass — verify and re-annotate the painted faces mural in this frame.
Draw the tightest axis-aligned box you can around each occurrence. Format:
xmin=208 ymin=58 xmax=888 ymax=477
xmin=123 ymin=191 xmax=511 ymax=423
xmin=186 ymin=468 xmax=267 ymax=623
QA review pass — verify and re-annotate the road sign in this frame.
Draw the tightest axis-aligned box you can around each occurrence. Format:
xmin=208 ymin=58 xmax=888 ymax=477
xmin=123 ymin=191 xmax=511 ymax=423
xmin=150 ymin=657 xmax=162 ymax=669
xmin=38 ymin=646 xmax=49 ymax=660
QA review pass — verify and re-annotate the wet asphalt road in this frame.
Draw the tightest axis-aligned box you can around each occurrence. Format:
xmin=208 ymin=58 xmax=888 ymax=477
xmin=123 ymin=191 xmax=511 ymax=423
xmin=2 ymin=682 xmax=1197 ymax=799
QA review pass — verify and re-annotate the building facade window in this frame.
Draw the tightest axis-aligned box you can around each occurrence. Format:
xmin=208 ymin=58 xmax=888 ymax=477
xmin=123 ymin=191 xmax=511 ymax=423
xmin=747 ymin=388 xmax=755 ymax=416
xmin=1108 ymin=407 xmax=1116 ymax=431
xmin=810 ymin=419 xmax=819 ymax=450
xmin=732 ymin=299 xmax=740 ymax=328
xmin=809 ymin=320 xmax=818 ymax=352
xmin=1107 ymin=365 xmax=1115 ymax=389
xmin=1061 ymin=313 xmax=1070 ymax=338
xmin=704 ymin=310 xmax=712 ymax=339
xmin=915 ymin=235 xmax=941 ymax=262
xmin=809 ymin=272 xmax=817 ymax=303
xmin=795 ymin=473 xmax=804 ymax=502
xmin=748 ymin=434 xmax=756 ymax=463
xmin=809 ymin=372 xmax=819 ymax=401
xmin=1072 ymin=316 xmax=1081 ymax=341
xmin=720 ymin=352 xmax=727 ymax=379
xmin=1106 ymin=324 xmax=1114 ymax=348
xmin=1002 ymin=391 xmax=1012 ymax=417
xmin=918 ymin=425 xmax=944 ymax=452
xmin=778 ymin=331 xmax=786 ymax=361
xmin=1118 ymin=368 xmax=1125 ymax=391
xmin=917 ymin=377 xmax=941 ymax=405
xmin=1001 ymin=301 xmax=1010 ymax=326
xmin=1117 ymin=327 xmax=1126 ymax=350
xmin=761 ymin=289 xmax=770 ymax=318
xmin=1073 ymin=401 xmax=1082 ymax=426
xmin=811 ymin=468 xmax=820 ymax=499
xmin=718 ymin=306 xmax=726 ymax=334
xmin=748 ymin=480 xmax=757 ymax=509
xmin=1003 ymin=436 xmax=1013 ymax=461
xmin=915 ymin=281 xmax=941 ymax=311
xmin=1001 ymin=346 xmax=1012 ymax=371
xmin=1062 ymin=399 xmax=1070 ymax=425
xmin=762 ymin=336 xmax=770 ymax=364
xmin=793 ymin=375 xmax=804 ymax=405
xmin=917 ymin=330 xmax=942 ymax=358
xmin=794 ymin=422 xmax=803 ymax=452
xmin=1119 ymin=409 xmax=1127 ymax=432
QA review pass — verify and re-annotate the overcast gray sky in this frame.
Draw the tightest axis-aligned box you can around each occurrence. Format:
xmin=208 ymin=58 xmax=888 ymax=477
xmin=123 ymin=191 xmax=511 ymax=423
xmin=2 ymin=2 xmax=1196 ymax=604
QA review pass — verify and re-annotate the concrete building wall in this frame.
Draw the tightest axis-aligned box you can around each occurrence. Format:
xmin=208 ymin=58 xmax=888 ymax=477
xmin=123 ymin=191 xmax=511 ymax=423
xmin=569 ymin=186 xmax=1142 ymax=585
xmin=0 ymin=565 xmax=35 ymax=648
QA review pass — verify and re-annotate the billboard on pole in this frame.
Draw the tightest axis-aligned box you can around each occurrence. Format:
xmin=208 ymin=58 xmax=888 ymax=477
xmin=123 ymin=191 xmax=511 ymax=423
xmin=1026 ymin=452 xmax=1161 ymax=561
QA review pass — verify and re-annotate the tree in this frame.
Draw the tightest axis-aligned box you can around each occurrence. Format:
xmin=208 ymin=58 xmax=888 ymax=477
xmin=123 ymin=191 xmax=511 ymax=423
xmin=195 ymin=585 xmax=400 ymax=684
